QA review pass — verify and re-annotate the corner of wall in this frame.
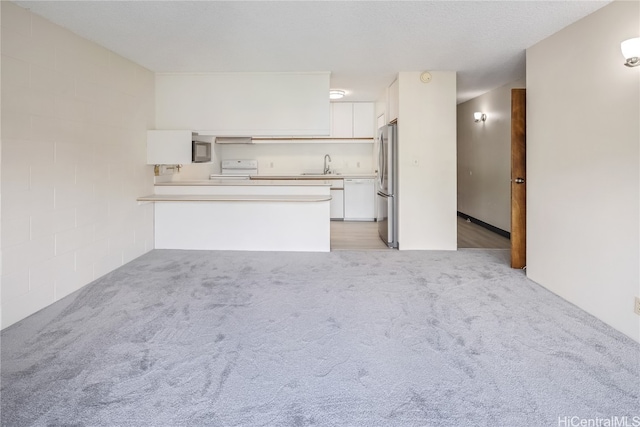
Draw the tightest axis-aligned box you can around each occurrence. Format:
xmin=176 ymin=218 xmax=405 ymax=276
xmin=0 ymin=3 xmax=156 ymax=329
xmin=0 ymin=0 xmax=4 ymax=330
xmin=397 ymin=71 xmax=457 ymax=250
xmin=526 ymin=1 xmax=640 ymax=343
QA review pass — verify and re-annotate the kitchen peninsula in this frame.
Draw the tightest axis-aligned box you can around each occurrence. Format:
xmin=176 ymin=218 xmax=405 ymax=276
xmin=138 ymin=179 xmax=332 ymax=252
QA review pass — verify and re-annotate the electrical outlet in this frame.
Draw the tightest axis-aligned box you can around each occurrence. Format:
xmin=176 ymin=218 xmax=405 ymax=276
xmin=357 ymin=161 xmax=360 ymax=168
xmin=269 ymin=162 xmax=274 ymax=168
xmin=634 ymin=297 xmax=640 ymax=316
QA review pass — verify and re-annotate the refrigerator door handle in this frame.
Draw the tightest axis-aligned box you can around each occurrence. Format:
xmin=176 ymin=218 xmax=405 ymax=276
xmin=377 ymin=130 xmax=385 ymax=188
xmin=377 ymin=191 xmax=392 ymax=198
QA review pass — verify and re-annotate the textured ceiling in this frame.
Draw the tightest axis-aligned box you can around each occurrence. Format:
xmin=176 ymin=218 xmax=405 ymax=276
xmin=13 ymin=1 xmax=610 ymax=103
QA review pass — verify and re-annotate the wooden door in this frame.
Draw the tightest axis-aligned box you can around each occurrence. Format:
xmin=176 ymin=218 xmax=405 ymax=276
xmin=510 ymin=89 xmax=526 ymax=269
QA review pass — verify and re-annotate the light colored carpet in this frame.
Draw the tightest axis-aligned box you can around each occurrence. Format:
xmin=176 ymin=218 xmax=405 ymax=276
xmin=1 ymin=249 xmax=638 ymax=426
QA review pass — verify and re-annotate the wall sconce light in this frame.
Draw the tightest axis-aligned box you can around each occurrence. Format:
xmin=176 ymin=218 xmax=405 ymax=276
xmin=329 ymin=89 xmax=346 ymax=100
xmin=474 ymin=112 xmax=487 ymax=122
xmin=621 ymin=37 xmax=640 ymax=67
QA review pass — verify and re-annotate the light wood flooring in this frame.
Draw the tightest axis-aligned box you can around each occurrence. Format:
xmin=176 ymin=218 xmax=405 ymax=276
xmin=330 ymin=217 xmax=510 ymax=250
xmin=456 ymin=217 xmax=510 ymax=249
xmin=330 ymin=221 xmax=389 ymax=250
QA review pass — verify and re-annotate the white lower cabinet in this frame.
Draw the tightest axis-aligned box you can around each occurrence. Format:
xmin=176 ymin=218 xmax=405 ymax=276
xmin=330 ymin=189 xmax=344 ymax=220
xmin=344 ymin=178 xmax=375 ymax=221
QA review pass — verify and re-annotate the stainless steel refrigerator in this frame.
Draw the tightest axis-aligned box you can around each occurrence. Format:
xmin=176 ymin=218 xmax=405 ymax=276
xmin=377 ymin=123 xmax=398 ymax=248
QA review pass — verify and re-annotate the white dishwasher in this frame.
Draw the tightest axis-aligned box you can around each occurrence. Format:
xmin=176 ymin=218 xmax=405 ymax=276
xmin=344 ymin=178 xmax=375 ymax=221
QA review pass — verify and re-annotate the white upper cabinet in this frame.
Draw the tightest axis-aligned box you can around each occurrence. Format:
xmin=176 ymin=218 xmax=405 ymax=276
xmin=147 ymin=130 xmax=192 ymax=165
xmin=155 ymin=72 xmax=330 ymax=137
xmin=331 ymin=103 xmax=353 ymax=138
xmin=330 ymin=102 xmax=374 ymax=138
xmin=353 ymin=103 xmax=375 ymax=138
xmin=388 ymin=79 xmax=399 ymax=123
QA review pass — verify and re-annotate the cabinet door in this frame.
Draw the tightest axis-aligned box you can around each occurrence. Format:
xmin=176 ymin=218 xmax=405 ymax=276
xmin=353 ymin=103 xmax=374 ymax=138
xmin=330 ymin=189 xmax=344 ymax=219
xmin=155 ymin=72 xmax=330 ymax=136
xmin=147 ymin=130 xmax=192 ymax=165
xmin=331 ymin=103 xmax=353 ymax=138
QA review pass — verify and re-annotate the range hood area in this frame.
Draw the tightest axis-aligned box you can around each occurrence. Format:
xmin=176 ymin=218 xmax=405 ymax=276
xmin=192 ymin=134 xmax=253 ymax=144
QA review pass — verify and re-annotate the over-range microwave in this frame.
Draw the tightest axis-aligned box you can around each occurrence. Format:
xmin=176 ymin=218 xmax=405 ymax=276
xmin=192 ymin=141 xmax=211 ymax=163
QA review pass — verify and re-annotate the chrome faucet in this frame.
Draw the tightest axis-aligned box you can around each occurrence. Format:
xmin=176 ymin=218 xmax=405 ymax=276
xmin=323 ymin=154 xmax=332 ymax=175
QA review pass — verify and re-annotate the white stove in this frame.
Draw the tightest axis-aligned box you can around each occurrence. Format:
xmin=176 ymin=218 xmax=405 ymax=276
xmin=210 ymin=159 xmax=258 ymax=180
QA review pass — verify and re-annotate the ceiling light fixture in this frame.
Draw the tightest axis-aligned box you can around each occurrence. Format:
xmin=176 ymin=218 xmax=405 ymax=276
xmin=621 ymin=37 xmax=640 ymax=67
xmin=329 ymin=90 xmax=346 ymax=100
xmin=474 ymin=112 xmax=487 ymax=123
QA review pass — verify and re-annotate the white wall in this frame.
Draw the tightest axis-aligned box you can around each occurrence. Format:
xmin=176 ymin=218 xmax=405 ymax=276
xmin=397 ymin=71 xmax=457 ymax=250
xmin=527 ymin=1 xmax=640 ymax=342
xmin=0 ymin=2 xmax=155 ymax=328
xmin=173 ymin=163 xmax=219 ymax=181
xmin=457 ymin=79 xmax=526 ymax=232
xmin=1 ymin=2 xmax=4 ymax=326
xmin=176 ymin=142 xmax=375 ymax=180
xmin=222 ymin=142 xmax=375 ymax=175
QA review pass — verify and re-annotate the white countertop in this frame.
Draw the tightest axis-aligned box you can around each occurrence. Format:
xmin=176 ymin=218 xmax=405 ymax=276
xmin=251 ymin=174 xmax=377 ymax=180
xmin=155 ymin=179 xmax=332 ymax=187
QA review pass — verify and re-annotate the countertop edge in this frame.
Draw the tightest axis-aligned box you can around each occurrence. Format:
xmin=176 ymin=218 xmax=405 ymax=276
xmin=137 ymin=194 xmax=332 ymax=203
xmin=155 ymin=180 xmax=333 ymax=187
xmin=251 ymin=175 xmax=377 ymax=180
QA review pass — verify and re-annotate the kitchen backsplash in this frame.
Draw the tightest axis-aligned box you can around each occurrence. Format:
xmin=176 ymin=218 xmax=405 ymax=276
xmin=175 ymin=142 xmax=376 ymax=180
